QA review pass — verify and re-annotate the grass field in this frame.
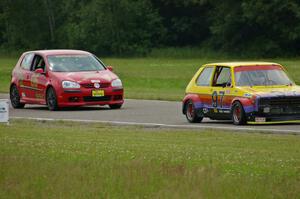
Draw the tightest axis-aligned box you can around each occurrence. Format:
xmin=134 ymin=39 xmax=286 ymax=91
xmin=0 ymin=120 xmax=299 ymax=198
xmin=1 ymin=57 xmax=300 ymax=100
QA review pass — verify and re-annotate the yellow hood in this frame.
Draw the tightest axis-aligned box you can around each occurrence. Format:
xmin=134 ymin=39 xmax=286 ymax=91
xmin=239 ymin=85 xmax=300 ymax=98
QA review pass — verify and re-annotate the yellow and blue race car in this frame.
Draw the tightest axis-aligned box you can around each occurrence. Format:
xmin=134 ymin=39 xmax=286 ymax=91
xmin=182 ymin=62 xmax=300 ymax=125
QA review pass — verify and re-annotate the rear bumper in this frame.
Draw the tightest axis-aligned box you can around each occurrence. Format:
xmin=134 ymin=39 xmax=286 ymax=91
xmin=56 ymin=88 xmax=124 ymax=107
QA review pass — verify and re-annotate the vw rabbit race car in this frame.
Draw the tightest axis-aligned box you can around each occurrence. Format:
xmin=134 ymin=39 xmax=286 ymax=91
xmin=10 ymin=50 xmax=124 ymax=111
xmin=183 ymin=62 xmax=300 ymax=125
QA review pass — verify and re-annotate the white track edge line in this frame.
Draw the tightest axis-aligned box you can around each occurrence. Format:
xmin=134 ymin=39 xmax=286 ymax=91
xmin=10 ymin=116 xmax=300 ymax=134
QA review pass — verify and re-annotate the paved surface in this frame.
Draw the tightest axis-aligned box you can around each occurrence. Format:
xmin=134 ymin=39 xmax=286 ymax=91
xmin=1 ymin=94 xmax=300 ymax=134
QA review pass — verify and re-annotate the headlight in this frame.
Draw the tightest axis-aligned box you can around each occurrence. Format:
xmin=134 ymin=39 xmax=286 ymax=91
xmin=62 ymin=81 xmax=80 ymax=89
xmin=111 ymin=79 xmax=122 ymax=87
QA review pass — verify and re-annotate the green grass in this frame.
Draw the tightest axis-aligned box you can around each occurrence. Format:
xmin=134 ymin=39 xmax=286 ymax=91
xmin=1 ymin=56 xmax=300 ymax=100
xmin=0 ymin=57 xmax=18 ymax=94
xmin=0 ymin=120 xmax=300 ymax=198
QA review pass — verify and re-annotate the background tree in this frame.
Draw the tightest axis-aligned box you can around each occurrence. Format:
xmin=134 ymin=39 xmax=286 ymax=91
xmin=61 ymin=0 xmax=164 ymax=56
xmin=209 ymin=0 xmax=300 ymax=56
xmin=151 ymin=0 xmax=211 ymax=46
xmin=0 ymin=0 xmax=300 ymax=57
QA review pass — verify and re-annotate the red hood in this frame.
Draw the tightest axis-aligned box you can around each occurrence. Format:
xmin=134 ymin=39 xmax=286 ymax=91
xmin=51 ymin=70 xmax=118 ymax=83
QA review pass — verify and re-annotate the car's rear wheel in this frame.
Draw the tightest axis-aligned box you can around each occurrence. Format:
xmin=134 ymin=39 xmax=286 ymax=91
xmin=185 ymin=100 xmax=203 ymax=123
xmin=10 ymin=84 xmax=25 ymax=109
xmin=109 ymin=104 xmax=122 ymax=109
xmin=232 ymin=101 xmax=246 ymax=125
xmin=46 ymin=87 xmax=58 ymax=111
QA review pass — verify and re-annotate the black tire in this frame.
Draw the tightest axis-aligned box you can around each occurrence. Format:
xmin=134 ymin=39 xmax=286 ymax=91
xmin=46 ymin=87 xmax=58 ymax=111
xmin=231 ymin=101 xmax=246 ymax=125
xmin=109 ymin=104 xmax=122 ymax=109
xmin=185 ymin=100 xmax=203 ymax=123
xmin=10 ymin=84 xmax=25 ymax=109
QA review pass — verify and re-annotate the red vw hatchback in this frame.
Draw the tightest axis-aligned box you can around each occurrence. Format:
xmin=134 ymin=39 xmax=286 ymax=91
xmin=10 ymin=50 xmax=124 ymax=110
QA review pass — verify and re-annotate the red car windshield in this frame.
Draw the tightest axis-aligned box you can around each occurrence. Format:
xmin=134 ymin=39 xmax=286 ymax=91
xmin=48 ymin=55 xmax=106 ymax=72
xmin=234 ymin=65 xmax=293 ymax=86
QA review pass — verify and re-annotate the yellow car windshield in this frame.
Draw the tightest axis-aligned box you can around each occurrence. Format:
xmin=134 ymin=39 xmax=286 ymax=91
xmin=234 ymin=66 xmax=292 ymax=86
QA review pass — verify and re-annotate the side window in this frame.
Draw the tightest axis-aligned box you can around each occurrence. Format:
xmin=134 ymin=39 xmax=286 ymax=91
xmin=196 ymin=67 xmax=214 ymax=86
xmin=20 ymin=53 xmax=34 ymax=70
xmin=213 ymin=67 xmax=231 ymax=87
xmin=31 ymin=55 xmax=46 ymax=71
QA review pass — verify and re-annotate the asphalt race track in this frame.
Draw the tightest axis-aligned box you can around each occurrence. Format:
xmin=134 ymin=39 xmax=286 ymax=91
xmin=1 ymin=94 xmax=300 ymax=134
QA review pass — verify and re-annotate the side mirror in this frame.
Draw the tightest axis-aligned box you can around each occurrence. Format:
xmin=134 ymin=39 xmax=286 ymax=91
xmin=107 ymin=66 xmax=113 ymax=71
xmin=226 ymin=82 xmax=232 ymax=87
xmin=35 ymin=68 xmax=45 ymax=74
xmin=222 ymin=82 xmax=231 ymax=88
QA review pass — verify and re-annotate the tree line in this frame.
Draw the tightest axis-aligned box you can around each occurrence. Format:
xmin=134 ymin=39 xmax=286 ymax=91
xmin=1 ymin=0 xmax=300 ymax=57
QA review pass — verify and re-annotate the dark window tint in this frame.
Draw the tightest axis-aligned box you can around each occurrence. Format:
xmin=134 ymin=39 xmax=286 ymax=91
xmin=213 ymin=67 xmax=231 ymax=86
xmin=20 ymin=53 xmax=34 ymax=70
xmin=196 ymin=67 xmax=214 ymax=86
xmin=31 ymin=55 xmax=46 ymax=71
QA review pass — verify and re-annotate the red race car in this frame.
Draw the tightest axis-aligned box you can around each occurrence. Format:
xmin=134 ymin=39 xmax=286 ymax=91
xmin=10 ymin=50 xmax=124 ymax=110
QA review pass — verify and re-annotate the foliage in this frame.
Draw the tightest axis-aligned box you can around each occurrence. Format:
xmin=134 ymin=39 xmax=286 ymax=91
xmin=209 ymin=0 xmax=300 ymax=56
xmin=0 ymin=0 xmax=163 ymax=56
xmin=0 ymin=0 xmax=300 ymax=56
xmin=151 ymin=0 xmax=212 ymax=46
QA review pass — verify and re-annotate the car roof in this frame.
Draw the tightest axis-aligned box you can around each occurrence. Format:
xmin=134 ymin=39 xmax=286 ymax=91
xmin=204 ymin=62 xmax=281 ymax=67
xmin=25 ymin=49 xmax=91 ymax=56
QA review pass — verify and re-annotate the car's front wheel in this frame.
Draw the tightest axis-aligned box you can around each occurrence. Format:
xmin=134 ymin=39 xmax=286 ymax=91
xmin=109 ymin=104 xmax=122 ymax=109
xmin=185 ymin=100 xmax=203 ymax=123
xmin=46 ymin=87 xmax=58 ymax=111
xmin=232 ymin=101 xmax=246 ymax=125
xmin=10 ymin=84 xmax=25 ymax=109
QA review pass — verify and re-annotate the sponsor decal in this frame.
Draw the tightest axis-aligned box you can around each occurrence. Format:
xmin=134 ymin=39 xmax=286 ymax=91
xmin=35 ymin=93 xmax=43 ymax=99
xmin=244 ymin=93 xmax=252 ymax=98
xmin=225 ymin=90 xmax=230 ymax=94
xmin=19 ymin=80 xmax=24 ymax=86
xmin=31 ymin=74 xmax=39 ymax=89
xmin=203 ymin=107 xmax=209 ymax=114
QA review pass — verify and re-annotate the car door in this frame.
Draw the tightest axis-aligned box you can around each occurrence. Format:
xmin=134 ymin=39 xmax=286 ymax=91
xmin=211 ymin=66 xmax=234 ymax=116
xmin=30 ymin=54 xmax=48 ymax=103
xmin=193 ymin=66 xmax=215 ymax=112
xmin=18 ymin=53 xmax=35 ymax=100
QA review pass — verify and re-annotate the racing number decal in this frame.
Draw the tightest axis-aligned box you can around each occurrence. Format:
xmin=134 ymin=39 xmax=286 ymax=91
xmin=219 ymin=91 xmax=225 ymax=108
xmin=212 ymin=91 xmax=225 ymax=108
xmin=212 ymin=91 xmax=218 ymax=107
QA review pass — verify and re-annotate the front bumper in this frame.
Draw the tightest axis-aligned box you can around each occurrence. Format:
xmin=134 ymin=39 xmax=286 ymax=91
xmin=248 ymin=120 xmax=300 ymax=124
xmin=247 ymin=113 xmax=300 ymax=124
xmin=56 ymin=87 xmax=124 ymax=107
xmin=246 ymin=96 xmax=300 ymax=124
